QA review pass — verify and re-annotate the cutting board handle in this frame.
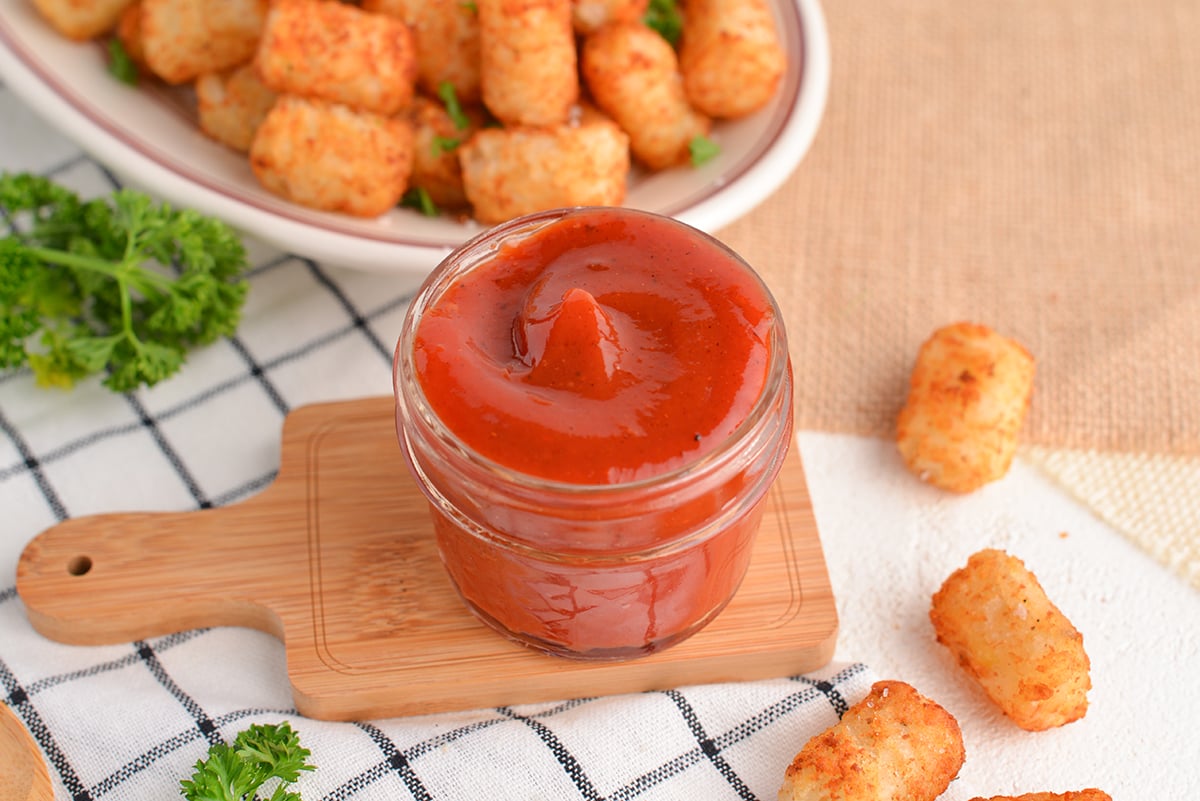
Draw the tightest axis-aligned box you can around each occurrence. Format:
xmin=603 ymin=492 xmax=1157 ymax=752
xmin=16 ymin=496 xmax=302 ymax=646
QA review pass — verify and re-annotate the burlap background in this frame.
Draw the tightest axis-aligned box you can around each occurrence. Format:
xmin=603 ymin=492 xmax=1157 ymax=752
xmin=720 ymin=0 xmax=1200 ymax=454
xmin=717 ymin=1 xmax=1200 ymax=586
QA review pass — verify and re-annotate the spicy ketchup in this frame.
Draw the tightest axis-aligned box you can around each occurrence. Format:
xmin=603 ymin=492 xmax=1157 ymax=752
xmin=393 ymin=207 xmax=793 ymax=659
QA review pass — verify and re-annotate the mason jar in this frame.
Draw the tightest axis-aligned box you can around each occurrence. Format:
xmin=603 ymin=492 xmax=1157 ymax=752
xmin=393 ymin=207 xmax=794 ymax=660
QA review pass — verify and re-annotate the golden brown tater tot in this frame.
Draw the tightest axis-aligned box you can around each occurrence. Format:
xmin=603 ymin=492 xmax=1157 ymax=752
xmin=679 ymin=0 xmax=786 ymax=119
xmin=408 ymin=95 xmax=484 ymax=211
xmin=196 ymin=63 xmax=278 ymax=153
xmin=256 ymin=0 xmax=417 ymax=116
xmin=778 ymin=680 xmax=965 ymax=801
xmin=477 ymin=0 xmax=578 ymax=127
xmin=931 ymin=549 xmax=1091 ymax=731
xmin=581 ymin=22 xmax=710 ymax=170
xmin=459 ymin=118 xmax=629 ymax=223
xmin=115 ymin=3 xmax=146 ymax=68
xmin=364 ymin=0 xmax=483 ymax=103
xmin=896 ymin=321 xmax=1035 ymax=493
xmin=140 ymin=0 xmax=266 ymax=85
xmin=32 ymin=0 xmax=134 ymax=41
xmin=571 ymin=0 xmax=648 ymax=35
xmin=250 ymin=96 xmax=415 ymax=218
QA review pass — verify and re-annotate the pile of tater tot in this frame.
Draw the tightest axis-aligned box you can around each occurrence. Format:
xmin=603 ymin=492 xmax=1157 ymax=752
xmin=776 ymin=325 xmax=1107 ymax=799
xmin=31 ymin=0 xmax=787 ymax=223
xmin=777 ymin=548 xmax=1102 ymax=801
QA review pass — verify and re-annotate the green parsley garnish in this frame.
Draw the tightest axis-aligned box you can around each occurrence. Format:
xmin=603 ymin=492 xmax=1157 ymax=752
xmin=436 ymin=81 xmax=470 ymax=131
xmin=401 ymin=186 xmax=440 ymax=217
xmin=644 ymin=0 xmax=683 ymax=46
xmin=180 ymin=722 xmax=315 ymax=801
xmin=106 ymin=38 xmax=139 ymax=85
xmin=432 ymin=135 xmax=461 ymax=156
xmin=460 ymin=0 xmax=478 ymax=13
xmin=0 ymin=172 xmax=249 ymax=392
xmin=689 ymin=135 xmax=720 ymax=167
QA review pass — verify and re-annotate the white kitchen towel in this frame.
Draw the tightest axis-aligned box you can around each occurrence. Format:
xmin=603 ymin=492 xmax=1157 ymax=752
xmin=0 ymin=91 xmax=877 ymax=801
xmin=2 ymin=600 xmax=873 ymax=801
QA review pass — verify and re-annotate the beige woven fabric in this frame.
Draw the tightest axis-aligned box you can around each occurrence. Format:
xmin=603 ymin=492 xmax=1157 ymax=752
xmin=719 ymin=0 xmax=1200 ymax=454
xmin=1022 ymin=446 xmax=1200 ymax=590
xmin=714 ymin=0 xmax=1200 ymax=587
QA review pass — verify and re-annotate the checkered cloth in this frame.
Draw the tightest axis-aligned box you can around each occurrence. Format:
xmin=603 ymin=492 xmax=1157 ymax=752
xmin=1 ymin=83 xmax=875 ymax=800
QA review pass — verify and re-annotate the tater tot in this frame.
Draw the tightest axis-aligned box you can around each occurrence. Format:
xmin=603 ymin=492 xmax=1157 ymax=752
xmin=364 ymin=0 xmax=483 ymax=103
xmin=581 ymin=22 xmax=710 ymax=170
xmin=249 ymin=96 xmax=415 ymax=218
xmin=408 ymin=95 xmax=484 ymax=210
xmin=571 ymin=0 xmax=648 ymax=35
xmin=896 ymin=322 xmax=1035 ymax=493
xmin=778 ymin=680 xmax=965 ymax=801
xmin=140 ymin=0 xmax=267 ymax=85
xmin=196 ymin=63 xmax=278 ymax=152
xmin=678 ymin=0 xmax=786 ymax=119
xmin=477 ymin=0 xmax=578 ymax=127
xmin=969 ymin=792 xmax=1111 ymax=801
xmin=255 ymin=0 xmax=417 ymax=116
xmin=931 ymin=549 xmax=1091 ymax=731
xmin=459 ymin=118 xmax=629 ymax=224
xmin=115 ymin=2 xmax=147 ymax=68
xmin=32 ymin=0 xmax=134 ymax=41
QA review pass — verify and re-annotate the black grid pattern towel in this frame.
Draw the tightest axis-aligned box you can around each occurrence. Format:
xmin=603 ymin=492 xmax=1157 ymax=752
xmin=1 ymin=83 xmax=875 ymax=800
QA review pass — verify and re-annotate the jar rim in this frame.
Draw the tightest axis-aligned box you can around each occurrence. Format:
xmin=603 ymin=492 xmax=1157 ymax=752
xmin=392 ymin=206 xmax=792 ymax=498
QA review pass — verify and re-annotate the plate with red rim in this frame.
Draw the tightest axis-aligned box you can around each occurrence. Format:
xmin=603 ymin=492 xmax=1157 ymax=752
xmin=0 ymin=0 xmax=829 ymax=275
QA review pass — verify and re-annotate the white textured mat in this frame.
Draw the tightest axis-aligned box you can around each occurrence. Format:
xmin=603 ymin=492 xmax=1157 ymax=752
xmin=798 ymin=430 xmax=1200 ymax=799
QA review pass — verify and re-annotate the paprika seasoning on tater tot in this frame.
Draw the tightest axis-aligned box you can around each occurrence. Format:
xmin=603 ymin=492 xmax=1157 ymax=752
xmin=679 ymin=0 xmax=786 ymax=119
xmin=250 ymin=96 xmax=416 ymax=218
xmin=196 ymin=63 xmax=278 ymax=153
xmin=363 ymin=0 xmax=483 ymax=103
xmin=140 ymin=0 xmax=267 ymax=85
xmin=256 ymin=0 xmax=417 ymax=116
xmin=477 ymin=0 xmax=579 ymax=127
xmin=969 ymin=792 xmax=1111 ymax=801
xmin=931 ymin=549 xmax=1091 ymax=731
xmin=896 ymin=322 xmax=1035 ymax=493
xmin=459 ymin=117 xmax=630 ymax=224
xmin=582 ymin=22 xmax=711 ymax=170
xmin=778 ymin=680 xmax=965 ymax=801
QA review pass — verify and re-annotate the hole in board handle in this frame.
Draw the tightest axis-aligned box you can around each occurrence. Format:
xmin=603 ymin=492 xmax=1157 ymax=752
xmin=67 ymin=555 xmax=92 ymax=576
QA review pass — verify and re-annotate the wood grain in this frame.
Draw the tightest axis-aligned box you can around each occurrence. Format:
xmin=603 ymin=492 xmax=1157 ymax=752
xmin=0 ymin=702 xmax=52 ymax=801
xmin=16 ymin=396 xmax=837 ymax=721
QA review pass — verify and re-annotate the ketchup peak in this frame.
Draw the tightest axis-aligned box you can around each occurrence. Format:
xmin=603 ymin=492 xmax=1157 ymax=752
xmin=514 ymin=285 xmax=626 ymax=396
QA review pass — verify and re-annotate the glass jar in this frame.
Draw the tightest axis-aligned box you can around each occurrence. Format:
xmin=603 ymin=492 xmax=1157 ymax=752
xmin=393 ymin=207 xmax=793 ymax=660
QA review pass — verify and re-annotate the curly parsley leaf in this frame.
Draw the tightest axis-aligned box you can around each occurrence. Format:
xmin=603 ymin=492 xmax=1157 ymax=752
xmin=0 ymin=172 xmax=249 ymax=392
xmin=689 ymin=134 xmax=720 ymax=166
xmin=180 ymin=722 xmax=314 ymax=801
xmin=644 ymin=0 xmax=683 ymax=46
xmin=436 ymin=80 xmax=471 ymax=131
xmin=106 ymin=38 xmax=139 ymax=85
xmin=401 ymin=186 xmax=440 ymax=217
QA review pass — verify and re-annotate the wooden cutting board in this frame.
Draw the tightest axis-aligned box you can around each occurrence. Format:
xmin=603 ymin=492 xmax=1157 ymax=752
xmin=0 ymin=702 xmax=52 ymax=801
xmin=16 ymin=396 xmax=837 ymax=721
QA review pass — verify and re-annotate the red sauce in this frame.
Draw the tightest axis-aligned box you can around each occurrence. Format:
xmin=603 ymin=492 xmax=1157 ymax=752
xmin=412 ymin=209 xmax=774 ymax=484
xmin=398 ymin=208 xmax=791 ymax=658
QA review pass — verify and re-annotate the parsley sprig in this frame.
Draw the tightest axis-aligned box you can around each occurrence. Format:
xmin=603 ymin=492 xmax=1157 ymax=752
xmin=0 ymin=172 xmax=249 ymax=392
xmin=644 ymin=0 xmax=683 ymax=46
xmin=181 ymin=722 xmax=315 ymax=801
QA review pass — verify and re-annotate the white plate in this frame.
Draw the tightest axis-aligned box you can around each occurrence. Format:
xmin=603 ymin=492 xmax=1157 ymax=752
xmin=0 ymin=0 xmax=829 ymax=275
